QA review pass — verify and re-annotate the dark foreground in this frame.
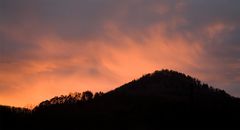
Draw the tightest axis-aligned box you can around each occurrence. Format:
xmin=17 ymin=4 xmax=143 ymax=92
xmin=1 ymin=70 xmax=240 ymax=129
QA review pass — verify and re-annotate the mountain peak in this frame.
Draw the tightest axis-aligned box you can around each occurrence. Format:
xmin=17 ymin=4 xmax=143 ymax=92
xmin=109 ymin=69 xmax=231 ymax=103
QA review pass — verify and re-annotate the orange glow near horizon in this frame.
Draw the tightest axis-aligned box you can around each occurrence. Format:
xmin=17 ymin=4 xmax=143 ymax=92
xmin=1 ymin=0 xmax=240 ymax=107
xmin=0 ymin=24 xmax=212 ymax=107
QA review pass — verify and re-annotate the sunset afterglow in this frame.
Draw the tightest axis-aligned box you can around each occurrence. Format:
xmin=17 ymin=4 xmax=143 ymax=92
xmin=1 ymin=0 xmax=240 ymax=107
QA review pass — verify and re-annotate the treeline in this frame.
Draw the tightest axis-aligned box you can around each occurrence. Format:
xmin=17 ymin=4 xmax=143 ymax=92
xmin=34 ymin=91 xmax=104 ymax=110
xmin=0 ymin=105 xmax=31 ymax=114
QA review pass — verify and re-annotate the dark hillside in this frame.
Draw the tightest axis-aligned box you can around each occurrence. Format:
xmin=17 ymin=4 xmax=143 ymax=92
xmin=1 ymin=70 xmax=240 ymax=129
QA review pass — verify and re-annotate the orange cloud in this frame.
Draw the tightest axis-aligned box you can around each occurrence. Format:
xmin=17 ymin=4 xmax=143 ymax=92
xmin=0 ymin=22 xmax=206 ymax=107
xmin=1 ymin=0 xmax=240 ymax=107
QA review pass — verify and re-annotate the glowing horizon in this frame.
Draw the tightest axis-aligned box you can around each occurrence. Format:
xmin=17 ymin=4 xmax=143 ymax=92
xmin=1 ymin=0 xmax=240 ymax=107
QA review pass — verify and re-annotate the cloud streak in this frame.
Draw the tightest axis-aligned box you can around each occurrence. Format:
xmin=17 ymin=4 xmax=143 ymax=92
xmin=0 ymin=0 xmax=240 ymax=107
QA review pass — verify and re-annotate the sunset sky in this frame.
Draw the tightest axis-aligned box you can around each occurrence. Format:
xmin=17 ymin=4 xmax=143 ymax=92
xmin=0 ymin=0 xmax=240 ymax=107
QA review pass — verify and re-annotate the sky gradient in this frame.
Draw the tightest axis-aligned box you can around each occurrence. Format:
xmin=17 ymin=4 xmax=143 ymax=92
xmin=1 ymin=0 xmax=240 ymax=107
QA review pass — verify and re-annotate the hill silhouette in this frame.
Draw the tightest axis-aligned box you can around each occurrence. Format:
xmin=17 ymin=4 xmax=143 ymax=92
xmin=1 ymin=69 xmax=240 ymax=129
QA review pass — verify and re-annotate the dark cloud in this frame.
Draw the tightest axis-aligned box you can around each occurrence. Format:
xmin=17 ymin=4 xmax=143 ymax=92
xmin=0 ymin=0 xmax=240 ymax=106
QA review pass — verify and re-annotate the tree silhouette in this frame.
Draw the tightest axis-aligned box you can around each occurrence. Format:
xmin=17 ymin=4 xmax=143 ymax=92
xmin=94 ymin=92 xmax=104 ymax=99
xmin=81 ymin=91 xmax=93 ymax=101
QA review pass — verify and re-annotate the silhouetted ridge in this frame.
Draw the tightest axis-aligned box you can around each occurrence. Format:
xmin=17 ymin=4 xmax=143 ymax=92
xmin=1 ymin=69 xmax=240 ymax=129
xmin=107 ymin=69 xmax=231 ymax=103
